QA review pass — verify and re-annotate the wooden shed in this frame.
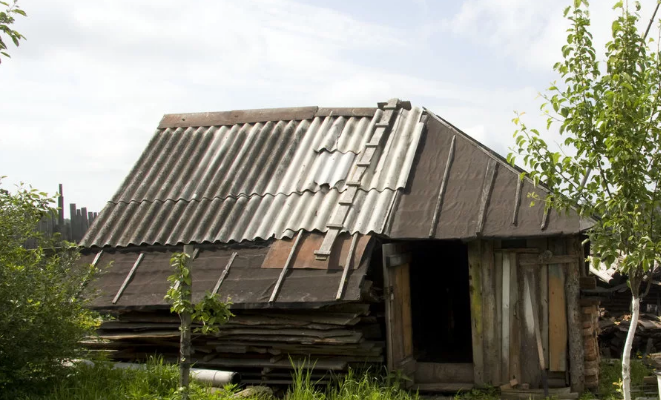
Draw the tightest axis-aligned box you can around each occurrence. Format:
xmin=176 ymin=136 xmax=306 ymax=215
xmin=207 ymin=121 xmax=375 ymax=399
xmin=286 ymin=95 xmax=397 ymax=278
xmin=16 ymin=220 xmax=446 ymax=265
xmin=80 ymin=99 xmax=598 ymax=393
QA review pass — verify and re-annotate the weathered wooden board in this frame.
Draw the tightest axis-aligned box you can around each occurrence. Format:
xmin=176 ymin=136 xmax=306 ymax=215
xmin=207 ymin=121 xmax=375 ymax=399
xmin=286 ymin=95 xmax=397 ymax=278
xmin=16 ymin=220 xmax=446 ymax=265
xmin=565 ymin=236 xmax=585 ymax=392
xmin=501 ymin=251 xmax=511 ymax=383
xmin=414 ymin=362 xmax=474 ymax=383
xmin=520 ymin=266 xmax=541 ymax=387
xmin=468 ymin=240 xmax=484 ymax=385
xmin=508 ymin=252 xmax=521 ymax=383
xmin=382 ymin=243 xmax=413 ymax=373
xmin=549 ymin=239 xmax=567 ymax=372
xmin=481 ymin=240 xmax=499 ymax=385
xmin=526 ymin=238 xmax=549 ymax=370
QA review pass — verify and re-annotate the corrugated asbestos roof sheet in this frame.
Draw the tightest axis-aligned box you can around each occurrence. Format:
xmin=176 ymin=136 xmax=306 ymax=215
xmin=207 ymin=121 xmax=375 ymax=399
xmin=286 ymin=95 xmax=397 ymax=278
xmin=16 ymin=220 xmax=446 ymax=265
xmin=82 ymin=102 xmax=423 ymax=247
xmin=82 ymin=98 xmax=591 ymax=249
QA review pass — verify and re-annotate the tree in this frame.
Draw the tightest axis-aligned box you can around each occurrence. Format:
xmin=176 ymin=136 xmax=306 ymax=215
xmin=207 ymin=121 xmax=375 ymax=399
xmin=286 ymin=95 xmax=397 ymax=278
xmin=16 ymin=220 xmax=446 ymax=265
xmin=0 ymin=0 xmax=26 ymax=64
xmin=165 ymin=250 xmax=233 ymax=400
xmin=0 ymin=178 xmax=99 ymax=396
xmin=509 ymin=1 xmax=661 ymax=398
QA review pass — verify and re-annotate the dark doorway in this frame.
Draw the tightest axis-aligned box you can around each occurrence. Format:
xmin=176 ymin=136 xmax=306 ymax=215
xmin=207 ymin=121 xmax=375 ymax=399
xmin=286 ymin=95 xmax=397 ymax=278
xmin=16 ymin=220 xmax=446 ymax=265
xmin=409 ymin=240 xmax=473 ymax=363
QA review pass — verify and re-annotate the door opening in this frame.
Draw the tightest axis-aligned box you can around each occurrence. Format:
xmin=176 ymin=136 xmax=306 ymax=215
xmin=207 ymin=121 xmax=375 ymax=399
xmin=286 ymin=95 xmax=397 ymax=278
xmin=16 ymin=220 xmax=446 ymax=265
xmin=409 ymin=240 xmax=473 ymax=363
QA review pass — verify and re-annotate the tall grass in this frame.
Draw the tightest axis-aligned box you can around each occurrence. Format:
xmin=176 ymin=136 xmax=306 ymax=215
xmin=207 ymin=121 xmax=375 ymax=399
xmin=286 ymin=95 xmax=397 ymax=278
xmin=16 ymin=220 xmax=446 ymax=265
xmin=8 ymin=357 xmax=419 ymax=400
xmin=10 ymin=357 xmax=223 ymax=400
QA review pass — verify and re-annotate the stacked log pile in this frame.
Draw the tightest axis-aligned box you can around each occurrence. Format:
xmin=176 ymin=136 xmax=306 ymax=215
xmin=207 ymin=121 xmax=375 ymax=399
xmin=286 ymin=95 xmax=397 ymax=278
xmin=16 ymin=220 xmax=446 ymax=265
xmin=581 ymin=301 xmax=600 ymax=390
xmin=598 ymin=311 xmax=661 ymax=358
xmin=86 ymin=302 xmax=385 ymax=385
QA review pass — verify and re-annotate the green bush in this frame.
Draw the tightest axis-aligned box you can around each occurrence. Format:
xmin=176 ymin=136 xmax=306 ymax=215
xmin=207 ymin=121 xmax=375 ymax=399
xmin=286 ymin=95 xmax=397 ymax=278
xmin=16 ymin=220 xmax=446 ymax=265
xmin=598 ymin=358 xmax=653 ymax=399
xmin=0 ymin=180 xmax=99 ymax=396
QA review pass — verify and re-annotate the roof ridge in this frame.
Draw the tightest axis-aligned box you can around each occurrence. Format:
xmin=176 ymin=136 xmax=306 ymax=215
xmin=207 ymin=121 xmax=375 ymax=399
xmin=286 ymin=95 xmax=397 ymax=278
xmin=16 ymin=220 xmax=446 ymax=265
xmin=158 ymin=107 xmax=377 ymax=129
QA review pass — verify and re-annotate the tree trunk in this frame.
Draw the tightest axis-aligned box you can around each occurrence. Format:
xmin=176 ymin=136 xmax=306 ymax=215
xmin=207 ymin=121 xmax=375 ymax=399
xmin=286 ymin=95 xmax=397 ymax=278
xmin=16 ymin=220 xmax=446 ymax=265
xmin=179 ymin=308 xmax=191 ymax=400
xmin=622 ymin=295 xmax=640 ymax=400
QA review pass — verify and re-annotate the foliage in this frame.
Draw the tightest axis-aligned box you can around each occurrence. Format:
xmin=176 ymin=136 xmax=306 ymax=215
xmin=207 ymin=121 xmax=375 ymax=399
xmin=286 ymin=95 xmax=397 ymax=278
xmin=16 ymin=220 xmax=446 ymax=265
xmin=510 ymin=0 xmax=661 ymax=284
xmin=0 ymin=0 xmax=26 ymax=63
xmin=165 ymin=252 xmax=234 ymax=335
xmin=598 ymin=359 xmax=652 ymax=399
xmin=453 ymin=387 xmax=499 ymax=400
xmin=0 ymin=179 xmax=99 ymax=396
xmin=508 ymin=1 xmax=661 ymax=397
xmin=16 ymin=357 xmax=232 ymax=400
xmin=17 ymin=360 xmax=421 ymax=400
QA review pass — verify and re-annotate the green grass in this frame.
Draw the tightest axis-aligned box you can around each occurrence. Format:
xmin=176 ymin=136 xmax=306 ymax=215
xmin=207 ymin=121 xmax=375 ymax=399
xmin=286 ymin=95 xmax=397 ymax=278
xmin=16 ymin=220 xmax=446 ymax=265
xmin=598 ymin=358 xmax=654 ymax=400
xmin=7 ymin=357 xmax=420 ymax=400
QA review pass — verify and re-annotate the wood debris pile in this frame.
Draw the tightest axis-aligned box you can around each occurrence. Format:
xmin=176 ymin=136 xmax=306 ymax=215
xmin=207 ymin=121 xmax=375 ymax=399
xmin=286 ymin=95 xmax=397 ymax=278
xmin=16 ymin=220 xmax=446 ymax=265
xmin=85 ymin=302 xmax=384 ymax=385
xmin=599 ymin=311 xmax=661 ymax=358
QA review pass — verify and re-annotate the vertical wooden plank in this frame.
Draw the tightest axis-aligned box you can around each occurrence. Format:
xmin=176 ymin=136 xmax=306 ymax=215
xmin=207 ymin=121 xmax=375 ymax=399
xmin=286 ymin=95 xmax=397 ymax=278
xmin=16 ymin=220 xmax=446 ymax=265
xmin=549 ymin=238 xmax=567 ymax=372
xmin=566 ymin=236 xmax=585 ymax=393
xmin=400 ymin=265 xmax=413 ymax=358
xmin=58 ymin=184 xmax=65 ymax=235
xmin=509 ymin=252 xmax=521 ymax=383
xmin=495 ymin=251 xmax=503 ymax=383
xmin=527 ymin=238 xmax=550 ymax=370
xmin=540 ymin=262 xmax=549 ymax=370
xmin=69 ymin=203 xmax=77 ymax=241
xmin=481 ymin=240 xmax=499 ymax=384
xmin=521 ymin=266 xmax=542 ymax=388
xmin=501 ymin=252 xmax=511 ymax=383
xmin=468 ymin=240 xmax=484 ymax=385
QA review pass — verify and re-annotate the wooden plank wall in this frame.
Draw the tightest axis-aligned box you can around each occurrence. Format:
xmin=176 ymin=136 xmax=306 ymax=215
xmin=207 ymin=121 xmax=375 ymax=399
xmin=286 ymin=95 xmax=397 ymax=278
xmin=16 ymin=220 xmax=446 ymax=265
xmin=467 ymin=237 xmax=583 ymax=389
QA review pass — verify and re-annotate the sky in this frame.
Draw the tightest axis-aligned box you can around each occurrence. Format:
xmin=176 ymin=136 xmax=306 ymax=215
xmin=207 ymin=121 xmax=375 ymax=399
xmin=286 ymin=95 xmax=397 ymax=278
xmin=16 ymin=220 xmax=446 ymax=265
xmin=1 ymin=0 xmax=659 ymax=215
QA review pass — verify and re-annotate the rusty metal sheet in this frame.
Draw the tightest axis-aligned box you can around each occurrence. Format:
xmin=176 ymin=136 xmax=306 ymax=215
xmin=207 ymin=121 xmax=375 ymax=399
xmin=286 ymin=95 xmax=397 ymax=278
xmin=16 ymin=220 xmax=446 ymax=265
xmin=262 ymin=232 xmax=372 ymax=270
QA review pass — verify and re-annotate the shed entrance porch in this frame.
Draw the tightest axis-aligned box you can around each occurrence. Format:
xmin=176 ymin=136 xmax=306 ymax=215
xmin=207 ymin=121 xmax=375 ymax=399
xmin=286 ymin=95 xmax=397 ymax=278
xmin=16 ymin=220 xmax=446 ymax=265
xmin=382 ymin=240 xmax=474 ymax=388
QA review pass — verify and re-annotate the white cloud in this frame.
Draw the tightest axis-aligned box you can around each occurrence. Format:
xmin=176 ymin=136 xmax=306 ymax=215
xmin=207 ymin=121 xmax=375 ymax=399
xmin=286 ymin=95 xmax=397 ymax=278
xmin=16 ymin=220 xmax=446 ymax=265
xmin=4 ymin=0 xmax=654 ymax=216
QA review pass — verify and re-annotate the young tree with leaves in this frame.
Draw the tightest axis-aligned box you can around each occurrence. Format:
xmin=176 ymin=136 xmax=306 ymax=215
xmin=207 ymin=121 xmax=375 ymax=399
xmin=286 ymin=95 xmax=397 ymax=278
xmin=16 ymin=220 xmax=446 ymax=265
xmin=509 ymin=1 xmax=661 ymax=398
xmin=0 ymin=0 xmax=26 ymax=63
xmin=165 ymin=251 xmax=233 ymax=400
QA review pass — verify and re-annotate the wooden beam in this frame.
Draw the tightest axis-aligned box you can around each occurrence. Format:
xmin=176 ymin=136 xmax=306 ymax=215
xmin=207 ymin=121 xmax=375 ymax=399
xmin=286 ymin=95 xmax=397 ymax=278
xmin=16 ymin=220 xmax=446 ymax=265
xmin=481 ymin=240 xmax=499 ymax=384
xmin=429 ymin=135 xmax=456 ymax=238
xmin=548 ymin=239 xmax=567 ymax=372
xmin=565 ymin=236 xmax=585 ymax=393
xmin=468 ymin=240 xmax=484 ymax=385
xmin=269 ymin=231 xmax=303 ymax=303
xmin=212 ymin=252 xmax=238 ymax=295
xmin=525 ymin=268 xmax=548 ymax=396
xmin=512 ymin=177 xmax=523 ymax=226
xmin=476 ymin=159 xmax=498 ymax=235
xmin=112 ymin=253 xmax=144 ymax=304
xmin=501 ymin=251 xmax=511 ymax=383
xmin=509 ymin=252 xmax=521 ymax=384
xmin=336 ymin=234 xmax=359 ymax=300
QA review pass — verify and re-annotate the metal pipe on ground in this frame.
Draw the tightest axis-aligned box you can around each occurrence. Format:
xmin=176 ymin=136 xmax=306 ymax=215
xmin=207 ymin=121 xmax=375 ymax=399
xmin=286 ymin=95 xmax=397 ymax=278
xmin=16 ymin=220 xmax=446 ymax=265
xmin=76 ymin=360 xmax=240 ymax=387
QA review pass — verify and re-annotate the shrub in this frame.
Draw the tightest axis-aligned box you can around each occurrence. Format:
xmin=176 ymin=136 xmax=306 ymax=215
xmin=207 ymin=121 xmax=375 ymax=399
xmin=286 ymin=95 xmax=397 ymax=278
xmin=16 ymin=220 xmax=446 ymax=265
xmin=0 ymin=180 xmax=99 ymax=396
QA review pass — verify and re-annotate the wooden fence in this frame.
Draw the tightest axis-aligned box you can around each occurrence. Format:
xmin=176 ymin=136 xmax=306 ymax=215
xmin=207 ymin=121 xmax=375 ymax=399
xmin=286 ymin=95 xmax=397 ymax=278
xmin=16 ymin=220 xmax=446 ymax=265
xmin=34 ymin=184 xmax=98 ymax=244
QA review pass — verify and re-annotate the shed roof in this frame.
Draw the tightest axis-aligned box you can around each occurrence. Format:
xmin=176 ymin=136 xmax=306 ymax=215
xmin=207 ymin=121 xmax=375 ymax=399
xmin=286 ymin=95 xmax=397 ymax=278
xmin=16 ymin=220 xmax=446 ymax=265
xmin=81 ymin=98 xmax=590 ymax=249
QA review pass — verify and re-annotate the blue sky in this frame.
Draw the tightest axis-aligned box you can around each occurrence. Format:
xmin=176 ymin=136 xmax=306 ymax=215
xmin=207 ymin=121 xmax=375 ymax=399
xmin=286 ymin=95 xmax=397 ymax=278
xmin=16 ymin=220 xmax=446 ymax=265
xmin=0 ymin=0 xmax=658 ymax=213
